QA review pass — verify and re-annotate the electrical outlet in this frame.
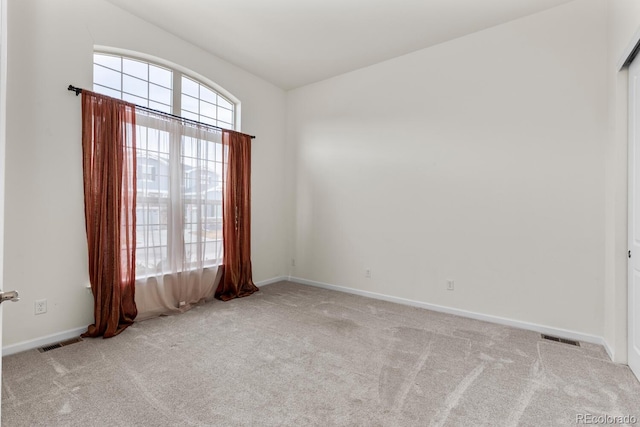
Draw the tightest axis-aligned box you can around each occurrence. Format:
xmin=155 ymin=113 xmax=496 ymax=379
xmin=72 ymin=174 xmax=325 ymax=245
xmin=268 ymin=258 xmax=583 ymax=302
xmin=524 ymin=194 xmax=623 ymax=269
xmin=35 ymin=299 xmax=47 ymax=315
xmin=291 ymin=258 xmax=296 ymax=267
xmin=447 ymin=280 xmax=455 ymax=291
xmin=365 ymin=269 xmax=372 ymax=279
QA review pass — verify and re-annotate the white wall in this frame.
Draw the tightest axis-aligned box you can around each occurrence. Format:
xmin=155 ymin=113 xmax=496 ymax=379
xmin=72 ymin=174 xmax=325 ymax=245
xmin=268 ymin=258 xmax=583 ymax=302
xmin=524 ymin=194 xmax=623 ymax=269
xmin=5 ymin=0 xmax=636 ymax=358
xmin=2 ymin=0 xmax=288 ymax=348
xmin=603 ymin=0 xmax=640 ymax=362
xmin=287 ymin=0 xmax=608 ymax=337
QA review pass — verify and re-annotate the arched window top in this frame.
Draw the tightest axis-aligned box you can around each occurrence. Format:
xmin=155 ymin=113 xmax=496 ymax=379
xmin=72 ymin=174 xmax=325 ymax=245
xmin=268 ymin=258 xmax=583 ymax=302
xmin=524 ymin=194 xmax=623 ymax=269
xmin=93 ymin=51 xmax=237 ymax=131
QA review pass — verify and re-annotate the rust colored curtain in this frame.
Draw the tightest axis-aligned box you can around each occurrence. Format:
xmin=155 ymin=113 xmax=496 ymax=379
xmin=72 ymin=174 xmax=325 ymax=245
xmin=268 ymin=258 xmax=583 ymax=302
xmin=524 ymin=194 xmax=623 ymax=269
xmin=215 ymin=131 xmax=259 ymax=301
xmin=81 ymin=91 xmax=138 ymax=338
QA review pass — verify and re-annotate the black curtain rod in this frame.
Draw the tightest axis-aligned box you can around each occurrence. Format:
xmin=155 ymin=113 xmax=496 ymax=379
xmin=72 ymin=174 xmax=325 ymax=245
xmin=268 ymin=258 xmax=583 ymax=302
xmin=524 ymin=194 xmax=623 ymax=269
xmin=67 ymin=85 xmax=256 ymax=139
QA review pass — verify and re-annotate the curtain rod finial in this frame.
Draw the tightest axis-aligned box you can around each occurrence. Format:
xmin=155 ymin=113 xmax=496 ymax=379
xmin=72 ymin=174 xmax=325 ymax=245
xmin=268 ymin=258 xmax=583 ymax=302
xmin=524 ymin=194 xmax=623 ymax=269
xmin=68 ymin=85 xmax=82 ymax=96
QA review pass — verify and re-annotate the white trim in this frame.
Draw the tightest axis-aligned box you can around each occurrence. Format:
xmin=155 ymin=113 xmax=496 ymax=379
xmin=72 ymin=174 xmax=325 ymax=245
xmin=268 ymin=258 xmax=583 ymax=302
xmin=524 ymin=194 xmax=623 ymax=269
xmin=289 ymin=277 xmax=608 ymax=350
xmin=1 ymin=277 xmax=287 ymax=356
xmin=603 ymin=339 xmax=616 ymax=362
xmin=2 ymin=327 xmax=86 ymax=357
xmin=255 ymin=276 xmax=289 ymax=287
xmin=4 ymin=277 xmax=613 ymax=361
xmin=618 ymin=24 xmax=640 ymax=70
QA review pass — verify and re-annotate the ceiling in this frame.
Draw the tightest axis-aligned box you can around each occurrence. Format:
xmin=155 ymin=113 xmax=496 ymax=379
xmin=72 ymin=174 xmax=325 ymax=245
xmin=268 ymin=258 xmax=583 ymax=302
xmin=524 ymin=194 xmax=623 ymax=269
xmin=105 ymin=0 xmax=575 ymax=90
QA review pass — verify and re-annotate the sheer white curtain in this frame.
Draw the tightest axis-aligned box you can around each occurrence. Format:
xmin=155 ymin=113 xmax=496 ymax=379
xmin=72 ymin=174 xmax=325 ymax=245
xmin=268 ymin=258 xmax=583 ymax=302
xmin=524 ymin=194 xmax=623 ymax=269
xmin=132 ymin=109 xmax=227 ymax=320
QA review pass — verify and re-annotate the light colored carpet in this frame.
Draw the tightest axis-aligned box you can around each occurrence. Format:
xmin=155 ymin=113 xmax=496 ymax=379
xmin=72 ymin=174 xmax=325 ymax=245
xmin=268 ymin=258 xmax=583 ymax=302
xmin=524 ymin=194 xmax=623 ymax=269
xmin=2 ymin=281 xmax=639 ymax=426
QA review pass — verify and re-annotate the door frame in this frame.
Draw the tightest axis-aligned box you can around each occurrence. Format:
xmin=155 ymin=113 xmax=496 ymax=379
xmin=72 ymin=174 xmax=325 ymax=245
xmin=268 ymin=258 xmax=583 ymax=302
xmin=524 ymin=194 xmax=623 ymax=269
xmin=0 ymin=0 xmax=8 ymax=417
xmin=627 ymin=41 xmax=640 ymax=381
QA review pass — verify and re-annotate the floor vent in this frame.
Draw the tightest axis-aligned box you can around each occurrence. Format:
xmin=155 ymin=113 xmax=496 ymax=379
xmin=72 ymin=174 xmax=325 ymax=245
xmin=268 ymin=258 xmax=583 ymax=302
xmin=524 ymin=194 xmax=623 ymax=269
xmin=541 ymin=334 xmax=580 ymax=347
xmin=38 ymin=337 xmax=83 ymax=353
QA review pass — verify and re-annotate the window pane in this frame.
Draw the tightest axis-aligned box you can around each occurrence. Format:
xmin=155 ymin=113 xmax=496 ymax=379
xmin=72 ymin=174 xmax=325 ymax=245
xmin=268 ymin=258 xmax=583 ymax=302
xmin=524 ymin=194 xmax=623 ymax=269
xmin=94 ymin=54 xmax=121 ymax=71
xmin=123 ymin=93 xmax=148 ymax=107
xmin=181 ymin=94 xmax=198 ymax=113
xmin=147 ymin=129 xmax=171 ymax=153
xmin=94 ymin=64 xmax=121 ymax=91
xmin=149 ymin=83 xmax=171 ymax=105
xmin=181 ymin=111 xmax=199 ymax=121
xmin=206 ymin=142 xmax=216 ymax=161
xmin=137 ymin=127 xmax=148 ymax=150
xmin=185 ymin=243 xmax=198 ymax=261
xmin=149 ymin=100 xmax=171 ymax=114
xmin=200 ymin=86 xmax=217 ymax=104
xmin=123 ymin=58 xmax=148 ymax=80
xmin=215 ymin=145 xmax=224 ymax=161
xmin=182 ymin=76 xmax=199 ymax=97
xmin=93 ymin=84 xmax=121 ymax=99
xmin=218 ymin=96 xmax=233 ymax=110
xmin=217 ymin=107 xmax=233 ymax=124
xmin=135 ymin=248 xmax=149 ymax=276
xmin=158 ymin=176 xmax=169 ymax=198
xmin=149 ymin=65 xmax=172 ymax=88
xmin=200 ymin=100 xmax=216 ymax=119
xmin=201 ymin=115 xmax=216 ymax=126
xmin=123 ymin=75 xmax=148 ymax=98
xmin=183 ymin=137 xmax=198 ymax=158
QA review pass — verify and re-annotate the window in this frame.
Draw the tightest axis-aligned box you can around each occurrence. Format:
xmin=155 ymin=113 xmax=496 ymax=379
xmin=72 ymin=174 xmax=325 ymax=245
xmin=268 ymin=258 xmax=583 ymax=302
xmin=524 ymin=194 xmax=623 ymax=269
xmin=181 ymin=76 xmax=234 ymax=129
xmin=138 ymin=164 xmax=157 ymax=182
xmin=93 ymin=53 xmax=235 ymax=127
xmin=93 ymin=53 xmax=235 ymax=278
xmin=93 ymin=54 xmax=173 ymax=113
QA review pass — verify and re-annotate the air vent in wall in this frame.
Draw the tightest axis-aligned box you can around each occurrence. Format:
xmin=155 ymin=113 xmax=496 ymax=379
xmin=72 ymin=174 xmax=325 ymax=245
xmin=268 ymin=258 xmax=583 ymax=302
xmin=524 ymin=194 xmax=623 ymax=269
xmin=38 ymin=337 xmax=83 ymax=353
xmin=541 ymin=334 xmax=580 ymax=347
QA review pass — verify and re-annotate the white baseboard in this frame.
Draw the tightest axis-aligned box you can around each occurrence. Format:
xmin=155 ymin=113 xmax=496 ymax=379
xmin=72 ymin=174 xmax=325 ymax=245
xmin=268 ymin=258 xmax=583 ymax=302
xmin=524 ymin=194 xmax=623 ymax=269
xmin=255 ymin=276 xmax=289 ymax=287
xmin=602 ymin=339 xmax=615 ymax=361
xmin=2 ymin=276 xmax=288 ymax=358
xmin=3 ymin=276 xmax=612 ymax=361
xmin=289 ymin=277 xmax=608 ymax=350
xmin=2 ymin=326 xmax=87 ymax=357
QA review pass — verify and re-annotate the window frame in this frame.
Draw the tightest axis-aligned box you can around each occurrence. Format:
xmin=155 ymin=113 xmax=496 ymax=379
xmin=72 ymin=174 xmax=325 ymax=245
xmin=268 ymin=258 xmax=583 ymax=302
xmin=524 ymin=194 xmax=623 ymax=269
xmin=93 ymin=49 xmax=238 ymax=279
xmin=92 ymin=47 xmax=241 ymax=131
